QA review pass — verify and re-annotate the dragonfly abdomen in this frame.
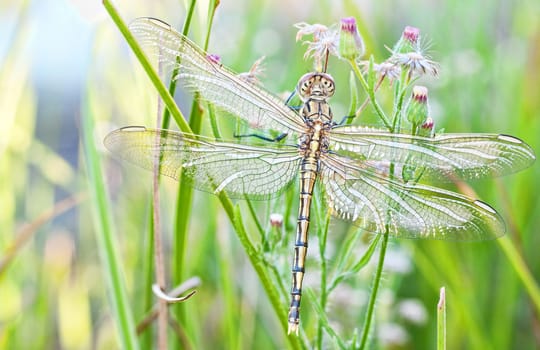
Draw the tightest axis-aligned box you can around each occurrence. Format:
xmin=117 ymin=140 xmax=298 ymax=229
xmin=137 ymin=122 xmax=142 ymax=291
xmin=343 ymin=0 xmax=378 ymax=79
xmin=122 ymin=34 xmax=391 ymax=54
xmin=288 ymin=155 xmax=319 ymax=335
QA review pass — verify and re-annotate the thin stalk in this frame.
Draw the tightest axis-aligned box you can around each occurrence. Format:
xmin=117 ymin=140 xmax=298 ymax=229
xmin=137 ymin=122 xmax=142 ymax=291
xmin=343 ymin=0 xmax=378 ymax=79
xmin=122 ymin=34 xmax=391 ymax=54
xmin=391 ymin=69 xmax=414 ymax=132
xmin=305 ymin=289 xmax=347 ymax=349
xmin=497 ymin=236 xmax=540 ymax=312
xmin=153 ymin=86 xmax=167 ymax=349
xmin=141 ymin=211 xmax=155 ymax=349
xmin=348 ymin=57 xmax=393 ymax=350
xmin=358 ymin=231 xmax=389 ymax=350
xmin=215 ymin=209 xmax=239 ymax=350
xmin=348 ymin=59 xmax=391 ymax=129
xmin=354 ymin=76 xmax=384 ymax=119
xmin=316 ymin=212 xmax=331 ymax=350
xmin=244 ymin=197 xmax=266 ymax=240
xmin=223 ymin=198 xmax=306 ymax=350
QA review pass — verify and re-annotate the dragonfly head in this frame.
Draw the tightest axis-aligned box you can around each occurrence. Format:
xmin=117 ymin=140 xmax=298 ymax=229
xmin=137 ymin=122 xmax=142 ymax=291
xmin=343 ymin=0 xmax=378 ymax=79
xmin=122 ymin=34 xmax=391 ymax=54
xmin=296 ymin=72 xmax=335 ymax=101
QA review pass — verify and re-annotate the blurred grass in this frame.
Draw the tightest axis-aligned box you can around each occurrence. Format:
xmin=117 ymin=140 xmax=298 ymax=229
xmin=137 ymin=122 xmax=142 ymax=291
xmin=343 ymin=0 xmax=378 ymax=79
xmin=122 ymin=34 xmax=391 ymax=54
xmin=1 ymin=0 xmax=539 ymax=349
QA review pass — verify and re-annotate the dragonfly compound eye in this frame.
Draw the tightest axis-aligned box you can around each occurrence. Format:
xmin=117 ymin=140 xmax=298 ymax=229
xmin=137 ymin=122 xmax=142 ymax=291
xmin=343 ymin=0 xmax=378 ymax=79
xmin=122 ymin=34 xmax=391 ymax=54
xmin=297 ymin=73 xmax=316 ymax=100
xmin=319 ymin=74 xmax=335 ymax=97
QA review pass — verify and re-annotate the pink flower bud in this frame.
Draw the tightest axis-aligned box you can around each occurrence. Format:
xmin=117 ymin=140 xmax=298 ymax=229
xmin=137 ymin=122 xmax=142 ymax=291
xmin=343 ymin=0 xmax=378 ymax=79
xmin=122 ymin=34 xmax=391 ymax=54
xmin=339 ymin=17 xmax=365 ymax=60
xmin=406 ymin=85 xmax=430 ymax=125
xmin=206 ymin=54 xmax=221 ymax=64
xmin=270 ymin=213 xmax=284 ymax=228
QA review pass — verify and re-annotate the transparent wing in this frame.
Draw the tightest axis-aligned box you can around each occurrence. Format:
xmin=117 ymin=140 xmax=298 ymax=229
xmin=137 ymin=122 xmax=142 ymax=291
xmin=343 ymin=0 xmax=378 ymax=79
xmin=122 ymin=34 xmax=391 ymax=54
xmin=129 ymin=17 xmax=305 ymax=134
xmin=329 ymin=126 xmax=535 ymax=182
xmin=320 ymin=153 xmax=505 ymax=240
xmin=104 ymin=127 xmax=301 ymax=199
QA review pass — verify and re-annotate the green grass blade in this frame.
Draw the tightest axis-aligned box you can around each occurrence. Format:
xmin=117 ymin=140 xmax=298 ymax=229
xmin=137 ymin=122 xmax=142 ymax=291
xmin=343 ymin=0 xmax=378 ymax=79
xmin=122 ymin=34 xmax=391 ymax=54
xmin=82 ymin=93 xmax=139 ymax=350
xmin=160 ymin=0 xmax=197 ymax=129
xmin=227 ymin=200 xmax=306 ymax=350
xmin=497 ymin=236 xmax=540 ymax=313
xmin=437 ymin=287 xmax=446 ymax=350
xmin=305 ymin=288 xmax=347 ymax=350
xmin=102 ymin=0 xmax=190 ymax=133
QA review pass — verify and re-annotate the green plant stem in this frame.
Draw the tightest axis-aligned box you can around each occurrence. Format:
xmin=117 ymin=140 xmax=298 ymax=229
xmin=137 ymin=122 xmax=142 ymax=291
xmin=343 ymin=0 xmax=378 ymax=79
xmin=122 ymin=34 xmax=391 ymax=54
xmin=328 ymin=233 xmax=381 ymax=294
xmin=245 ymin=197 xmax=266 ymax=239
xmin=160 ymin=0 xmax=197 ymax=129
xmin=102 ymin=0 xmax=190 ymax=133
xmin=316 ymin=212 xmax=331 ymax=350
xmin=391 ymin=70 xmax=415 ymax=132
xmin=437 ymin=287 xmax=446 ymax=350
xmin=358 ymin=231 xmax=389 ymax=350
xmin=141 ymin=211 xmax=155 ymax=349
xmin=348 ymin=59 xmax=391 ymax=130
xmin=222 ymin=196 xmax=306 ymax=350
xmin=173 ymin=2 xmax=218 ymax=337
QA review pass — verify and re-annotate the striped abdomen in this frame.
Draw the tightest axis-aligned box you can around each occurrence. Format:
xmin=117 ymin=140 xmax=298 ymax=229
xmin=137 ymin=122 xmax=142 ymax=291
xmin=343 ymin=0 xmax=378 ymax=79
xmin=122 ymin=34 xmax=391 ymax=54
xmin=288 ymin=155 xmax=318 ymax=334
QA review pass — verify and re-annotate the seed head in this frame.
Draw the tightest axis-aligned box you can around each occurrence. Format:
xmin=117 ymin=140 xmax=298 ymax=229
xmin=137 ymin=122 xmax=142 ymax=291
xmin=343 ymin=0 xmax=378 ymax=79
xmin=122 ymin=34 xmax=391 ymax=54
xmin=392 ymin=51 xmax=439 ymax=79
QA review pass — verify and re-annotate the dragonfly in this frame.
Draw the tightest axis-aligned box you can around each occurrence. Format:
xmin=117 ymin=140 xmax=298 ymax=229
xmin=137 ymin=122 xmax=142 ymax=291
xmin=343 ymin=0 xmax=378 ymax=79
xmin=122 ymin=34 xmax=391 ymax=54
xmin=104 ymin=17 xmax=536 ymax=334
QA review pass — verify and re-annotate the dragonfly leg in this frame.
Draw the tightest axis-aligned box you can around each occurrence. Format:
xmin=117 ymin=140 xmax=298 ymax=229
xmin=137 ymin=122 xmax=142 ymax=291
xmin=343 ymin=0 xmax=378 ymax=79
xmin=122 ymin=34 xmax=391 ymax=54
xmin=233 ymin=132 xmax=288 ymax=142
xmin=334 ymin=114 xmax=356 ymax=126
xmin=285 ymin=90 xmax=302 ymax=111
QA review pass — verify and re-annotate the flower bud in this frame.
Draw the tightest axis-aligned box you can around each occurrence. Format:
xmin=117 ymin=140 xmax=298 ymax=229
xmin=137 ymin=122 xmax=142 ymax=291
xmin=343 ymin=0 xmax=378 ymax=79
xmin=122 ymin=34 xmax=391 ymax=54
xmin=206 ymin=54 xmax=221 ymax=64
xmin=393 ymin=26 xmax=420 ymax=54
xmin=339 ymin=17 xmax=365 ymax=60
xmin=418 ymin=116 xmax=435 ymax=137
xmin=270 ymin=213 xmax=284 ymax=228
xmin=405 ymin=85 xmax=430 ymax=125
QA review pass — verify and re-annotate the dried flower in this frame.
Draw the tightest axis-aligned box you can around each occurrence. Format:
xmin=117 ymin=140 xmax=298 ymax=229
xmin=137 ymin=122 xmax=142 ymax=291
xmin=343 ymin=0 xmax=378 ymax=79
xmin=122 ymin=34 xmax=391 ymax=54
xmin=295 ymin=22 xmax=329 ymax=42
xmin=238 ymin=56 xmax=266 ymax=85
xmin=360 ymin=61 xmax=402 ymax=83
xmin=339 ymin=17 xmax=365 ymax=60
xmin=405 ymin=85 xmax=430 ymax=125
xmin=294 ymin=22 xmax=339 ymax=72
xmin=392 ymin=51 xmax=439 ymax=78
xmin=388 ymin=26 xmax=439 ymax=79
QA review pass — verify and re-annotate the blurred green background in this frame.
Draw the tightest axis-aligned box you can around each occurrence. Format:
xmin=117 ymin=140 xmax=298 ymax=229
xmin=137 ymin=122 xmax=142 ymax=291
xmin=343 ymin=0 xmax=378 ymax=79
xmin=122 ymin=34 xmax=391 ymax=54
xmin=1 ymin=0 xmax=539 ymax=349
